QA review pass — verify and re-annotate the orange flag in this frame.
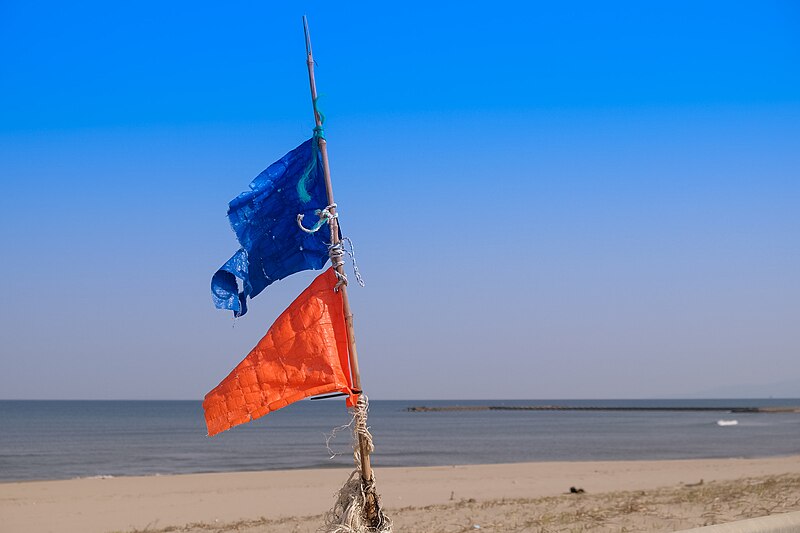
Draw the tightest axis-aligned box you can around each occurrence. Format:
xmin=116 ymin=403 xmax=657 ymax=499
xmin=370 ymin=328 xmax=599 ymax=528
xmin=203 ymin=268 xmax=354 ymax=436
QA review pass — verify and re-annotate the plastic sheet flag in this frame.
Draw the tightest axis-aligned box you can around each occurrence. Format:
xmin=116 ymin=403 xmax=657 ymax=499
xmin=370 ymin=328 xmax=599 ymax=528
xmin=203 ymin=268 xmax=354 ymax=436
xmin=212 ymin=138 xmax=332 ymax=317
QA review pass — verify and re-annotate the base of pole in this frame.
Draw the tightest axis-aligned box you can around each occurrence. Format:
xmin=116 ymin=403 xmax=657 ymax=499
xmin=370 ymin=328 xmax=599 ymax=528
xmin=321 ymin=470 xmax=392 ymax=533
xmin=362 ymin=477 xmax=386 ymax=529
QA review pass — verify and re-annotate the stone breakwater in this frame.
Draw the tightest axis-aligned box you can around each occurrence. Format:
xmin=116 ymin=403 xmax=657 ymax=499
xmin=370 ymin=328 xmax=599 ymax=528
xmin=406 ymin=405 xmax=800 ymax=413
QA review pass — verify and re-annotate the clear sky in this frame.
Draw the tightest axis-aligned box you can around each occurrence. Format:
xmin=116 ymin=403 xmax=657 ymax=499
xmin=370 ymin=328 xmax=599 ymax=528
xmin=1 ymin=1 xmax=798 ymax=400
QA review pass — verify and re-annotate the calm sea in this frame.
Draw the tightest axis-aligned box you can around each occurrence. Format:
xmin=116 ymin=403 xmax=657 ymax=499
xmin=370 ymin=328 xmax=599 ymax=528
xmin=1 ymin=399 xmax=799 ymax=482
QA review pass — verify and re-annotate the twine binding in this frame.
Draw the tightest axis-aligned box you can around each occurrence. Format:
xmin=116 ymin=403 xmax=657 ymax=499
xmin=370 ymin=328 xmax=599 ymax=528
xmin=320 ymin=395 xmax=392 ymax=533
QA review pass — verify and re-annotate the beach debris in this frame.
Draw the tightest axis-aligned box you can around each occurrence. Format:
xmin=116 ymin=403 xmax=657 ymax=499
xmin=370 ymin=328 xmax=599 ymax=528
xmin=570 ymin=486 xmax=586 ymax=494
xmin=321 ymin=396 xmax=392 ymax=532
xmin=717 ymin=419 xmax=739 ymax=426
xmin=686 ymin=479 xmax=704 ymax=487
xmin=202 ymin=16 xmax=390 ymax=533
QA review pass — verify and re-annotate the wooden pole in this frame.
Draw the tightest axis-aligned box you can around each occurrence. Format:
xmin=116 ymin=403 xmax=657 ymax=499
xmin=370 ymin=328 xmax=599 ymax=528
xmin=302 ymin=16 xmax=378 ymax=507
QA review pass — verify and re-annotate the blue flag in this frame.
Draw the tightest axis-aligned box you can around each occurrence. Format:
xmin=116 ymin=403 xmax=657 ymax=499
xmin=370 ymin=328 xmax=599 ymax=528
xmin=211 ymin=138 xmax=332 ymax=316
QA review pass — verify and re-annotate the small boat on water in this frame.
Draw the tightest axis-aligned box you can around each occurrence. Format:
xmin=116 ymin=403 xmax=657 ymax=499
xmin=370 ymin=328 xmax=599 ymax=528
xmin=717 ymin=419 xmax=739 ymax=426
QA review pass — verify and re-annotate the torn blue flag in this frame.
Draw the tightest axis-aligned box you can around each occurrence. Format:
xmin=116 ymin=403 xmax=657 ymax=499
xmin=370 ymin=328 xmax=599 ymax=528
xmin=211 ymin=138 xmax=332 ymax=316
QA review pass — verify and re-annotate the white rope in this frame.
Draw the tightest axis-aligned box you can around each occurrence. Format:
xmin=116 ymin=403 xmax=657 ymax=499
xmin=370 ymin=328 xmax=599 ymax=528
xmin=341 ymin=237 xmax=365 ymax=288
xmin=328 ymin=237 xmax=365 ymax=291
xmin=324 ymin=411 xmax=357 ymax=460
xmin=319 ymin=396 xmax=392 ymax=533
xmin=328 ymin=241 xmax=348 ymax=291
xmin=296 ymin=204 xmax=365 ymax=290
xmin=352 ymin=395 xmax=374 ymax=468
xmin=297 ymin=203 xmax=338 ymax=234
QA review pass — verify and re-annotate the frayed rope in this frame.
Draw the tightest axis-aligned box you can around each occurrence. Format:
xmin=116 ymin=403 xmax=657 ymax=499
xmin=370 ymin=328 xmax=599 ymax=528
xmin=341 ymin=236 xmax=365 ymax=288
xmin=328 ymin=236 xmax=365 ymax=291
xmin=319 ymin=396 xmax=392 ymax=533
xmin=296 ymin=202 xmax=366 ymax=290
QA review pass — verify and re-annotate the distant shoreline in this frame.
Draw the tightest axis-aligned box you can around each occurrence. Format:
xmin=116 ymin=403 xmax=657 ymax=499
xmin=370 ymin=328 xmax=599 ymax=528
xmin=6 ymin=452 xmax=800 ymax=485
xmin=4 ymin=399 xmax=799 ymax=483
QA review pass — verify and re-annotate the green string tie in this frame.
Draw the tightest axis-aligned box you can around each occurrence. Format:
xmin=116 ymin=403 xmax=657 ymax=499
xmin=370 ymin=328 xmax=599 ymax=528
xmin=297 ymin=96 xmax=326 ymax=202
xmin=312 ymin=95 xmax=326 ymax=139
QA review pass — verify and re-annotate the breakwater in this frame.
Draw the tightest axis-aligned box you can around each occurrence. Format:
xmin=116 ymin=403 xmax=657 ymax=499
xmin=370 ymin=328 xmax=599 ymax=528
xmin=406 ymin=405 xmax=800 ymax=413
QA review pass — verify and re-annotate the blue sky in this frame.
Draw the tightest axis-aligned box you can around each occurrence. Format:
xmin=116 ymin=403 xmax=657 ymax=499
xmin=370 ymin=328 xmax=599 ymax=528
xmin=1 ymin=1 xmax=798 ymax=399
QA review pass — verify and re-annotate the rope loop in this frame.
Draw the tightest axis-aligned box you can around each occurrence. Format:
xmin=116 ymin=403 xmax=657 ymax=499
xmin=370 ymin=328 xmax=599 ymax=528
xmin=297 ymin=203 xmax=337 ymax=234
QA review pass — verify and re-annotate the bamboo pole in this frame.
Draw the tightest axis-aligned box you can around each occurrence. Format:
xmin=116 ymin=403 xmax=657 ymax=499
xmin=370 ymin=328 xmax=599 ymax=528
xmin=302 ymin=16 xmax=380 ymax=523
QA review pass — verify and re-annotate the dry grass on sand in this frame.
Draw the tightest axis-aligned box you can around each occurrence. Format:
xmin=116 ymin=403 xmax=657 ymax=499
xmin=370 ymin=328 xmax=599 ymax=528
xmin=118 ymin=473 xmax=800 ymax=533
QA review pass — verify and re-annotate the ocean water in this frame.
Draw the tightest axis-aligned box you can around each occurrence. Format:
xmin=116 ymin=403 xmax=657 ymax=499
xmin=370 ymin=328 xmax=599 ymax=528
xmin=1 ymin=399 xmax=799 ymax=482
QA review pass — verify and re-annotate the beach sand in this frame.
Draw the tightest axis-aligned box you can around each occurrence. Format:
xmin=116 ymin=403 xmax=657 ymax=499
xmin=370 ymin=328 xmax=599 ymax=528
xmin=2 ymin=455 xmax=800 ymax=533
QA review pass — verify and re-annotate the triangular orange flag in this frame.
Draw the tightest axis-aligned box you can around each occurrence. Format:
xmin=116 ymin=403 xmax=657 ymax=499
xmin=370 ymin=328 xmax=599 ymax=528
xmin=203 ymin=268 xmax=353 ymax=436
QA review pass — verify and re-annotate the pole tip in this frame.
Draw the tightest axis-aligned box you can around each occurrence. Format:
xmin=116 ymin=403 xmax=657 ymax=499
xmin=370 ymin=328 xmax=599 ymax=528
xmin=302 ymin=15 xmax=312 ymax=57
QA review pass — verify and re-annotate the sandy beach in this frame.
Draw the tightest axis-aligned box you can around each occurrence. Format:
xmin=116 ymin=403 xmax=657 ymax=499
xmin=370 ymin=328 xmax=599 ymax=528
xmin=2 ymin=455 xmax=799 ymax=532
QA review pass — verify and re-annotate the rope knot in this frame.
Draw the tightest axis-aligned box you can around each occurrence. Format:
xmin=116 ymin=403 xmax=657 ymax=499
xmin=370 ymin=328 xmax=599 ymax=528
xmin=297 ymin=203 xmax=337 ymax=234
xmin=328 ymin=241 xmax=348 ymax=290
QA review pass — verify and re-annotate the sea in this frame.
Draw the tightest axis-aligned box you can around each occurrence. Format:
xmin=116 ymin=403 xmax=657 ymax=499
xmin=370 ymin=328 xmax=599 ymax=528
xmin=1 ymin=399 xmax=799 ymax=482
